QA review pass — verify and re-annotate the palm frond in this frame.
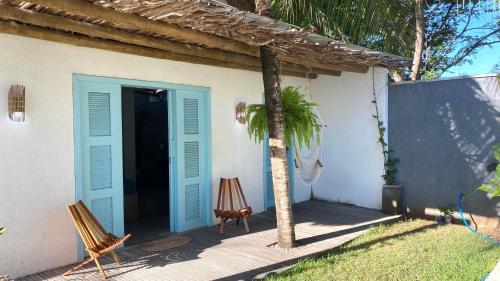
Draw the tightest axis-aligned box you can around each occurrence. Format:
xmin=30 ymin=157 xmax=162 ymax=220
xmin=272 ymin=0 xmax=415 ymax=56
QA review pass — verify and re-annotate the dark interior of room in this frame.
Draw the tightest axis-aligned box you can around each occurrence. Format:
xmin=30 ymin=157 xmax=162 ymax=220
xmin=122 ymin=87 xmax=170 ymax=245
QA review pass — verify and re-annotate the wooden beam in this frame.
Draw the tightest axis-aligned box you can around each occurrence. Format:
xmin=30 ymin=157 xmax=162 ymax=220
xmin=0 ymin=20 xmax=317 ymax=78
xmin=0 ymin=5 xmax=340 ymax=77
xmin=27 ymin=0 xmax=259 ymax=56
xmin=25 ymin=0 xmax=363 ymax=73
xmin=279 ymin=54 xmax=368 ymax=74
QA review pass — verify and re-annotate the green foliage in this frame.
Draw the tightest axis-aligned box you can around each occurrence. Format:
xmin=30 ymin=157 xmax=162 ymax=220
xmin=493 ymin=143 xmax=500 ymax=162
xmin=477 ymin=144 xmax=500 ymax=198
xmin=384 ymin=156 xmax=400 ymax=185
xmin=271 ymin=0 xmax=414 ymax=56
xmin=246 ymin=86 xmax=319 ymax=149
xmin=422 ymin=1 xmax=500 ymax=77
xmin=372 ymin=90 xmax=398 ymax=184
xmin=437 ymin=204 xmax=455 ymax=216
xmin=272 ymin=0 xmax=499 ymax=79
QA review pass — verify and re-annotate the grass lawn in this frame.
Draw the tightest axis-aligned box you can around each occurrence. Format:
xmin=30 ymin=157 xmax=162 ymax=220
xmin=267 ymin=219 xmax=500 ymax=281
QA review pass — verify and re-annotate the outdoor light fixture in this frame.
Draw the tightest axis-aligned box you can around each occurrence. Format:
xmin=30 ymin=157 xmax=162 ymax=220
xmin=235 ymin=101 xmax=246 ymax=124
xmin=8 ymin=85 xmax=26 ymax=122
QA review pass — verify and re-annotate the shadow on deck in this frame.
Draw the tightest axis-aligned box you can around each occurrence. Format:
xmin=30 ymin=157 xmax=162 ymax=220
xmin=19 ymin=200 xmax=401 ymax=281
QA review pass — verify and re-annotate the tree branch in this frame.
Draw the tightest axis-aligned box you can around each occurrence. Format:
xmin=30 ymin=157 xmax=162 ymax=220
xmin=441 ymin=28 xmax=500 ymax=73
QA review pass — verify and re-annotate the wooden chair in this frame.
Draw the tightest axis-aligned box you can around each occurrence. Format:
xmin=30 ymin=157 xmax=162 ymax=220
xmin=214 ymin=178 xmax=252 ymax=234
xmin=64 ymin=200 xmax=131 ymax=279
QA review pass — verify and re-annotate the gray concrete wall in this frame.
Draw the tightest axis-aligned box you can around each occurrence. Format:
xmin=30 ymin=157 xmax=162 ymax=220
xmin=388 ymin=75 xmax=500 ymax=221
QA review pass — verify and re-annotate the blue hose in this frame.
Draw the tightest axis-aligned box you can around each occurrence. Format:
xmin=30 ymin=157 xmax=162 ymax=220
xmin=458 ymin=193 xmax=500 ymax=245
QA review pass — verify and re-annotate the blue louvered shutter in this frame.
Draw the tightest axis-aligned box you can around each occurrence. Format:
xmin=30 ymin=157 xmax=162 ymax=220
xmin=174 ymin=90 xmax=208 ymax=232
xmin=78 ymin=81 xmax=124 ymax=239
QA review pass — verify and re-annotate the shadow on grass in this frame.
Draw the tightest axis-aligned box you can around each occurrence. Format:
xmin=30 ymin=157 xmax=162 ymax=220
xmin=216 ymin=222 xmax=438 ymax=281
xmin=322 ymin=223 xmax=438 ymax=256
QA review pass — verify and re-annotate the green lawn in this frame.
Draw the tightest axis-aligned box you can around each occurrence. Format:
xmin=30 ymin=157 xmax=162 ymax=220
xmin=267 ymin=220 xmax=500 ymax=281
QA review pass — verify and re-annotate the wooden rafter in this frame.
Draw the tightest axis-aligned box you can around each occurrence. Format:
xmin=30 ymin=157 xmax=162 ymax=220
xmin=27 ymin=0 xmax=258 ymax=55
xmin=23 ymin=0 xmax=367 ymax=73
xmin=0 ymin=20 xmax=320 ymax=78
xmin=0 ymin=5 xmax=342 ymax=77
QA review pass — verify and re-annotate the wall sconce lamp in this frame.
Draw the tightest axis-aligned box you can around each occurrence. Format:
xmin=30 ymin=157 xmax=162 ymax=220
xmin=8 ymin=85 xmax=26 ymax=122
xmin=235 ymin=102 xmax=246 ymax=124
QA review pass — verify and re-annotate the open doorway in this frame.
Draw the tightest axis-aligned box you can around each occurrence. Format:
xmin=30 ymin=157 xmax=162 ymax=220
xmin=122 ymin=87 xmax=170 ymax=246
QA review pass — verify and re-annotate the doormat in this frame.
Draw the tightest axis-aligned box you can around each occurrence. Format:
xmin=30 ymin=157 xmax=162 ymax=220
xmin=141 ymin=235 xmax=192 ymax=252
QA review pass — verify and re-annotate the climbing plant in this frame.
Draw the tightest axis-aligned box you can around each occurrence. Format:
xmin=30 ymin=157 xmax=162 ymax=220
xmin=246 ymin=86 xmax=319 ymax=149
xmin=371 ymin=74 xmax=398 ymax=185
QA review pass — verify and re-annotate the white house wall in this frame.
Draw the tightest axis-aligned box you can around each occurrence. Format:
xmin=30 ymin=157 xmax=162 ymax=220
xmin=306 ymin=68 xmax=389 ymax=209
xmin=0 ymin=34 xmax=386 ymax=278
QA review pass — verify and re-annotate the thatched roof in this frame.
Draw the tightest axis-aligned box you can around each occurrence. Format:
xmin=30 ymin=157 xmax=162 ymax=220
xmin=0 ymin=0 xmax=409 ymax=77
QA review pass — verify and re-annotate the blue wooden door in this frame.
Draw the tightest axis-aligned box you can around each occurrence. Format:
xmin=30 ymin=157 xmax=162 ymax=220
xmin=264 ymin=137 xmax=294 ymax=209
xmin=172 ymin=89 xmax=210 ymax=232
xmin=77 ymin=81 xmax=124 ymax=240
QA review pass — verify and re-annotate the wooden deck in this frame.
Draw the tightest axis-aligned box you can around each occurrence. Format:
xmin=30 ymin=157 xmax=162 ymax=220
xmin=19 ymin=200 xmax=400 ymax=281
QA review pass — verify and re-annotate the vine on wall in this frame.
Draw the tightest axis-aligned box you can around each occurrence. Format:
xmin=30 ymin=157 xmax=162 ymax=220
xmin=371 ymin=69 xmax=399 ymax=185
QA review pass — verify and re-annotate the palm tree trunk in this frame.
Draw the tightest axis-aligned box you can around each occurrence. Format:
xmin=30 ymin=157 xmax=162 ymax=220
xmin=256 ymin=0 xmax=295 ymax=249
xmin=411 ymin=0 xmax=425 ymax=80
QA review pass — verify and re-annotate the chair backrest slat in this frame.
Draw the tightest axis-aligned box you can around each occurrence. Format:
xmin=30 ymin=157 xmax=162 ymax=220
xmin=67 ymin=201 xmax=110 ymax=250
xmin=216 ymin=178 xmax=223 ymax=210
xmin=224 ymin=180 xmax=230 ymax=210
xmin=75 ymin=204 xmax=105 ymax=244
xmin=67 ymin=205 xmax=95 ymax=249
xmin=228 ymin=180 xmax=234 ymax=211
xmin=216 ymin=178 xmax=250 ymax=211
xmin=233 ymin=181 xmax=245 ymax=210
xmin=235 ymin=178 xmax=249 ymax=208
xmin=79 ymin=201 xmax=108 ymax=235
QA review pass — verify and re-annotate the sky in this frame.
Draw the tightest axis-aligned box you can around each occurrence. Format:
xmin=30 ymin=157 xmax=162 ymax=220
xmin=443 ymin=9 xmax=499 ymax=77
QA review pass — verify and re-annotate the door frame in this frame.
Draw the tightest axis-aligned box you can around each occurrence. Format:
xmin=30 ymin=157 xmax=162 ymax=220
xmin=73 ymin=74 xmax=212 ymax=258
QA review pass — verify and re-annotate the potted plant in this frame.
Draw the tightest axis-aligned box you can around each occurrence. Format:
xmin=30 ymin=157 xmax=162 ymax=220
xmin=437 ymin=205 xmax=455 ymax=224
xmin=381 ymin=156 xmax=403 ymax=215
xmin=246 ymin=86 xmax=319 ymax=149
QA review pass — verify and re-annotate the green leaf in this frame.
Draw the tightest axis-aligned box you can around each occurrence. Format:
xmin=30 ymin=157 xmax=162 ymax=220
xmin=493 ymin=143 xmax=500 ymax=162
xmin=0 ymin=227 xmax=5 ymax=236
xmin=478 ymin=185 xmax=492 ymax=192
xmin=492 ymin=188 xmax=500 ymax=197
xmin=477 ymin=144 xmax=500 ymax=198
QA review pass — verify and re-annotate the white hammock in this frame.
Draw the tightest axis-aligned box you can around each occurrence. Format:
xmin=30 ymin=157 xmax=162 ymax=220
xmin=293 ymin=107 xmax=324 ymax=186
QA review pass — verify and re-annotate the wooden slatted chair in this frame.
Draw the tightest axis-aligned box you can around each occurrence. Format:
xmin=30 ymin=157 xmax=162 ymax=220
xmin=64 ymin=200 xmax=131 ymax=279
xmin=214 ymin=178 xmax=253 ymax=234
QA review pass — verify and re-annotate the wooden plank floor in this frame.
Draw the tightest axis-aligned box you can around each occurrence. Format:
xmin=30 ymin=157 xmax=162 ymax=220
xmin=19 ymin=200 xmax=400 ymax=281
